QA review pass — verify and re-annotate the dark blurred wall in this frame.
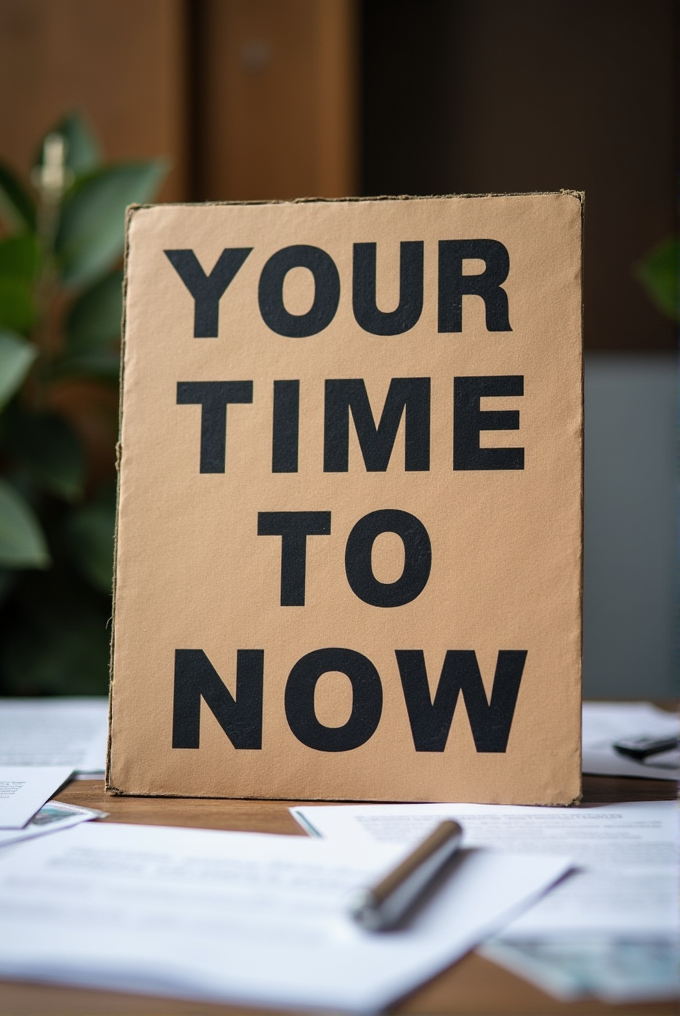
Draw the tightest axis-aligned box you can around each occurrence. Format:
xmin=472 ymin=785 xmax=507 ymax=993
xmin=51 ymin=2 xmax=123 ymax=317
xmin=0 ymin=0 xmax=674 ymax=349
xmin=0 ymin=0 xmax=358 ymax=206
xmin=0 ymin=0 xmax=675 ymax=698
xmin=0 ymin=0 xmax=188 ymax=202
xmin=362 ymin=0 xmax=678 ymax=351
xmin=191 ymin=0 xmax=358 ymax=201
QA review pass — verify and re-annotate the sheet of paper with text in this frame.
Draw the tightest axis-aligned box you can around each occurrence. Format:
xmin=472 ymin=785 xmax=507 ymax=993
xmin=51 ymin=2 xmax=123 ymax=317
xmin=109 ymin=193 xmax=583 ymax=802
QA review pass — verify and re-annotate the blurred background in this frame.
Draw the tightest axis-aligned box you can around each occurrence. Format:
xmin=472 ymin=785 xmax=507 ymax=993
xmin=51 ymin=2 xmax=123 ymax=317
xmin=0 ymin=0 xmax=676 ymax=699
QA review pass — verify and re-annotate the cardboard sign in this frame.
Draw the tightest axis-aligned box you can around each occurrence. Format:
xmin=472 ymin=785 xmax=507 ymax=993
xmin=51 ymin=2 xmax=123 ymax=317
xmin=108 ymin=193 xmax=583 ymax=804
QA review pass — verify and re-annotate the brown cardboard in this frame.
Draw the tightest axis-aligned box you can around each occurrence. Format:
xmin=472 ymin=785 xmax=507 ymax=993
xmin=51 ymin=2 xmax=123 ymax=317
xmin=108 ymin=193 xmax=583 ymax=804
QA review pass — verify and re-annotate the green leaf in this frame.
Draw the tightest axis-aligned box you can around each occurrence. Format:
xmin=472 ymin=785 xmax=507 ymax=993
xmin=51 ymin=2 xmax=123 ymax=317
xmin=0 ymin=568 xmax=15 ymax=606
xmin=59 ymin=268 xmax=122 ymax=379
xmin=0 ymin=478 xmax=50 ymax=568
xmin=0 ymin=277 xmax=36 ymax=332
xmin=54 ymin=349 xmax=120 ymax=381
xmin=65 ymin=269 xmax=123 ymax=351
xmin=63 ymin=487 xmax=116 ymax=592
xmin=6 ymin=410 xmax=85 ymax=501
xmin=0 ymin=330 xmax=37 ymax=407
xmin=56 ymin=161 xmax=167 ymax=287
xmin=42 ymin=111 xmax=102 ymax=177
xmin=635 ymin=238 xmax=680 ymax=323
xmin=0 ymin=220 xmax=40 ymax=327
xmin=0 ymin=233 xmax=41 ymax=280
xmin=0 ymin=162 xmax=36 ymax=231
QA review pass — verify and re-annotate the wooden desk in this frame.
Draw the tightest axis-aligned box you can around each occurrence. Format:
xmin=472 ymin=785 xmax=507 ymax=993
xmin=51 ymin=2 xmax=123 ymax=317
xmin=0 ymin=774 xmax=675 ymax=1016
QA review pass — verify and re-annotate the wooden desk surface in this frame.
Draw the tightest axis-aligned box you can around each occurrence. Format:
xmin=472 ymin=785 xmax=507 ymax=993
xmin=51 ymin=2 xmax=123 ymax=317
xmin=0 ymin=774 xmax=675 ymax=1016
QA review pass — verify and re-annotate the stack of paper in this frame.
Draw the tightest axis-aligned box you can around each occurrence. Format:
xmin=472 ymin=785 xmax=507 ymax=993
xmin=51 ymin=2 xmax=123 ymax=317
xmin=0 ymin=698 xmax=108 ymax=777
xmin=0 ymin=766 xmax=74 ymax=829
xmin=0 ymin=700 xmax=109 ymax=850
xmin=292 ymin=800 xmax=679 ymax=1003
xmin=0 ymin=820 xmax=569 ymax=1012
xmin=0 ymin=765 xmax=105 ymax=850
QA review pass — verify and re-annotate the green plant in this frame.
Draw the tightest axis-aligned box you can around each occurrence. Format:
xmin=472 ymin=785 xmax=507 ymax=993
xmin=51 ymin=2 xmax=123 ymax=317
xmin=635 ymin=236 xmax=679 ymax=323
xmin=0 ymin=113 xmax=165 ymax=695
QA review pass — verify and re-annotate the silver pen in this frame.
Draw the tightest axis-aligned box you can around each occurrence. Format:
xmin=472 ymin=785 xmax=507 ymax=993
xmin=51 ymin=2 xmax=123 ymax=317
xmin=349 ymin=819 xmax=464 ymax=931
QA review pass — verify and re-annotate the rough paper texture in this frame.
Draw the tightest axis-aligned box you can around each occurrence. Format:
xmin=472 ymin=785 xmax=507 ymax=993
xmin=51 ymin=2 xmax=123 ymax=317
xmin=108 ymin=193 xmax=582 ymax=803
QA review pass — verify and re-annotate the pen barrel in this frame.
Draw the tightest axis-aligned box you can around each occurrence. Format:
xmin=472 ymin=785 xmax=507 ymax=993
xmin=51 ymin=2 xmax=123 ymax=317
xmin=350 ymin=819 xmax=463 ymax=931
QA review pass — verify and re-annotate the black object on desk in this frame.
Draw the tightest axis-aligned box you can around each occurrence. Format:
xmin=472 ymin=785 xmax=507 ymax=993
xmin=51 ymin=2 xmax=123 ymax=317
xmin=613 ymin=735 xmax=679 ymax=760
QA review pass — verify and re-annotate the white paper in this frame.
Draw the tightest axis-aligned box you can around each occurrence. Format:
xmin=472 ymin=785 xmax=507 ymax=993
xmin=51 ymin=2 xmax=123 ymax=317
xmin=292 ymin=801 xmax=679 ymax=937
xmin=501 ymin=863 xmax=677 ymax=938
xmin=0 ymin=821 xmax=568 ymax=1012
xmin=0 ymin=698 xmax=108 ymax=773
xmin=582 ymin=701 xmax=678 ymax=780
xmin=0 ymin=801 xmax=107 ymax=849
xmin=0 ymin=766 xmax=74 ymax=829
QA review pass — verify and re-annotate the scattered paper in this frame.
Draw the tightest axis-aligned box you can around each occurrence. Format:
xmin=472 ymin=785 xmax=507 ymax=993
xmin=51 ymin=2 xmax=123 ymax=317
xmin=0 ymin=821 xmax=569 ymax=1012
xmin=500 ymin=861 xmax=676 ymax=938
xmin=0 ymin=698 xmax=108 ymax=774
xmin=293 ymin=799 xmax=676 ymax=868
xmin=0 ymin=766 xmax=74 ymax=829
xmin=0 ymin=801 xmax=107 ymax=850
xmin=293 ymin=801 xmax=678 ymax=936
xmin=292 ymin=800 xmax=679 ymax=1002
xmin=582 ymin=701 xmax=678 ymax=780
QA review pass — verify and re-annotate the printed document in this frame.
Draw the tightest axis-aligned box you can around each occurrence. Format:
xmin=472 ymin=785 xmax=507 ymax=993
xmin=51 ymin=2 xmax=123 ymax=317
xmin=0 ymin=698 xmax=107 ymax=774
xmin=292 ymin=800 xmax=678 ymax=936
xmin=0 ymin=766 xmax=74 ymax=828
xmin=0 ymin=821 xmax=568 ymax=1012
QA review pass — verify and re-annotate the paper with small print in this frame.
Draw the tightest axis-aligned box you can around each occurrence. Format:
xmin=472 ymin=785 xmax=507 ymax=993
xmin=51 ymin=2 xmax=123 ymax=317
xmin=0 ymin=698 xmax=108 ymax=774
xmin=292 ymin=799 xmax=679 ymax=1003
xmin=0 ymin=821 xmax=569 ymax=1012
xmin=292 ymin=800 xmax=678 ymax=937
xmin=0 ymin=766 xmax=74 ymax=828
